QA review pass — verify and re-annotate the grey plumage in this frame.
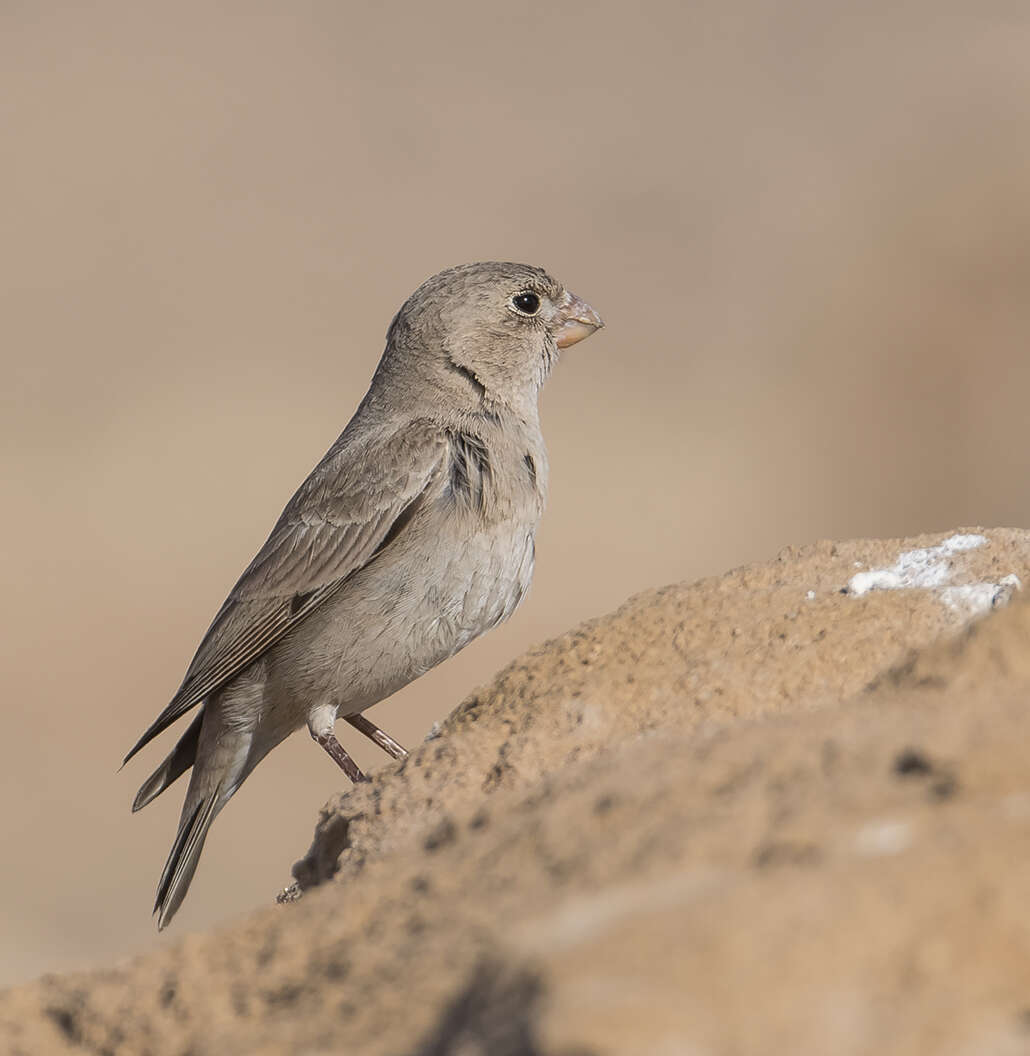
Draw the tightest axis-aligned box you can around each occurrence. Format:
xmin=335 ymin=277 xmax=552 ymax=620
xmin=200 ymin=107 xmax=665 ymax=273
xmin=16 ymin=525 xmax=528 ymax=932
xmin=126 ymin=261 xmax=603 ymax=928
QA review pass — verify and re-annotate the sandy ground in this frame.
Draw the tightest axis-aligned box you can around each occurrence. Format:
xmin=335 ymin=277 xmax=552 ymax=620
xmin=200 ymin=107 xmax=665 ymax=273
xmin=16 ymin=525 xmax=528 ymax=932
xmin=4 ymin=527 xmax=1030 ymax=1054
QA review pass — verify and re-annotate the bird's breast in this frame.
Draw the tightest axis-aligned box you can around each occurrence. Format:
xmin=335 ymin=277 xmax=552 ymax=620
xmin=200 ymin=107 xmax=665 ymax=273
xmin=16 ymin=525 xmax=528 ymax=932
xmin=271 ymin=437 xmax=546 ymax=716
xmin=444 ymin=426 xmax=547 ymax=524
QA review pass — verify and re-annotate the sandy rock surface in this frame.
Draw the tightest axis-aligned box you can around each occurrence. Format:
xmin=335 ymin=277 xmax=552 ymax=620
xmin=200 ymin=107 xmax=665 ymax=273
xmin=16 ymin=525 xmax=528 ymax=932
xmin=5 ymin=528 xmax=1030 ymax=1055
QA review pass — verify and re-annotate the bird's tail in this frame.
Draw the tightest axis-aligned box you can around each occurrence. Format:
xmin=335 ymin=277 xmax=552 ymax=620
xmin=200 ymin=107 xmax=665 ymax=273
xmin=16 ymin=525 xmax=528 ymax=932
xmin=132 ymin=710 xmax=203 ymax=813
xmin=154 ymin=782 xmax=224 ymax=930
xmin=150 ymin=703 xmax=254 ymax=929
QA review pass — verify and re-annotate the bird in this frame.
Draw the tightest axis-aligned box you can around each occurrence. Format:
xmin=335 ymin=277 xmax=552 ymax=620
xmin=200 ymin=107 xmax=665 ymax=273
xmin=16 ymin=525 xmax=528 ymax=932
xmin=124 ymin=261 xmax=604 ymax=928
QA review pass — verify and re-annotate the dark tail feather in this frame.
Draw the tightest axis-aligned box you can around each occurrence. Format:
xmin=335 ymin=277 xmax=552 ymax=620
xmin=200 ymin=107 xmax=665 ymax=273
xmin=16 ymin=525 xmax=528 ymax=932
xmin=154 ymin=787 xmax=221 ymax=930
xmin=131 ymin=711 xmax=204 ymax=813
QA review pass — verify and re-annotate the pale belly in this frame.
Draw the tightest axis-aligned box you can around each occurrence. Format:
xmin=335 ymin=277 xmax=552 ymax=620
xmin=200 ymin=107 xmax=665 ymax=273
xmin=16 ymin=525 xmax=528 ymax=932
xmin=262 ymin=513 xmax=537 ymax=724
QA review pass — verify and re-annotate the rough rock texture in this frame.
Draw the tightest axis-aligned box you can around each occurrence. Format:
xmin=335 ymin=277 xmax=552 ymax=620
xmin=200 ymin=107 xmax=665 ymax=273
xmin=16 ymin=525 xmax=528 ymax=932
xmin=5 ymin=528 xmax=1030 ymax=1055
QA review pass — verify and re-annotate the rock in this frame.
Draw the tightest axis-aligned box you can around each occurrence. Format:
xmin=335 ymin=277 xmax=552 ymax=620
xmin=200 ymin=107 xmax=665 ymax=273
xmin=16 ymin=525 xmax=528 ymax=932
xmin=5 ymin=528 xmax=1030 ymax=1055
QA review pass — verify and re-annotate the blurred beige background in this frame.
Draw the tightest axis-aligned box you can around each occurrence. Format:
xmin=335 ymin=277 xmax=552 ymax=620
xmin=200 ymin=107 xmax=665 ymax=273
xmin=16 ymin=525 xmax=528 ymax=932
xmin=4 ymin=0 xmax=1030 ymax=985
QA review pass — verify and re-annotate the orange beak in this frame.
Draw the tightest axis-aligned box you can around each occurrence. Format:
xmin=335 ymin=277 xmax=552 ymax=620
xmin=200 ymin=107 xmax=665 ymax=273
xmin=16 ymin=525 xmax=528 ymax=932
xmin=554 ymin=290 xmax=604 ymax=349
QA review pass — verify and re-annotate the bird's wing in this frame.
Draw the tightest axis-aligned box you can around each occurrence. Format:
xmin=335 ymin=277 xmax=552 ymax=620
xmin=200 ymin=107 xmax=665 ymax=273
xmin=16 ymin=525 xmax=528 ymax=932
xmin=124 ymin=420 xmax=448 ymax=765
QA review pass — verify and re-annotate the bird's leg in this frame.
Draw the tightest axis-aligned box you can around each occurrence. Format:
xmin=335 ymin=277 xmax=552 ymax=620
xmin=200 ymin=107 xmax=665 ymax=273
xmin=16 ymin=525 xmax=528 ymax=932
xmin=308 ymin=707 xmax=367 ymax=783
xmin=344 ymin=713 xmax=409 ymax=761
xmin=312 ymin=730 xmax=368 ymax=783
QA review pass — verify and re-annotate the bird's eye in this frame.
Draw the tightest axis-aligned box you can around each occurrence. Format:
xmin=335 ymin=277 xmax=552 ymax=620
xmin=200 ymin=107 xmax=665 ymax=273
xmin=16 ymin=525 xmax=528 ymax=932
xmin=510 ymin=291 xmax=541 ymax=316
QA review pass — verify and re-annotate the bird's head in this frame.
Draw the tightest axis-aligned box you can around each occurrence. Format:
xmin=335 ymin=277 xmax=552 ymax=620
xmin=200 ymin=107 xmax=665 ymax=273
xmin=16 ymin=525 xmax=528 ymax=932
xmin=381 ymin=262 xmax=603 ymax=416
